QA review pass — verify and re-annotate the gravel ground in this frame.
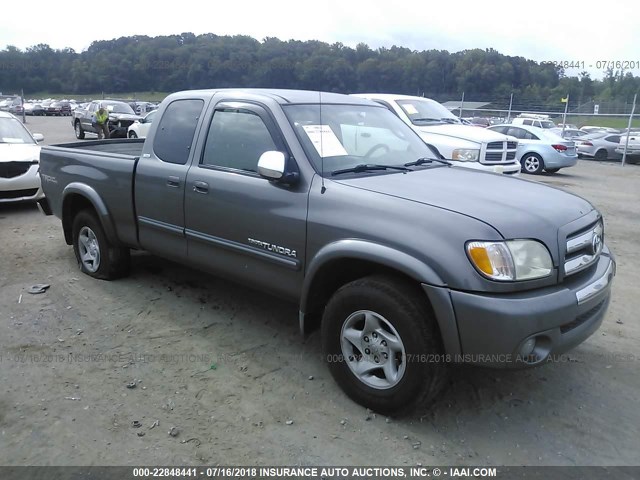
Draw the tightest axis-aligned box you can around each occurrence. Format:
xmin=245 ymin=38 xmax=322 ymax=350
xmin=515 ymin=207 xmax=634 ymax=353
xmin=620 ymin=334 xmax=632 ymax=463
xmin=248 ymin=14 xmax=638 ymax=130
xmin=1 ymin=116 xmax=639 ymax=466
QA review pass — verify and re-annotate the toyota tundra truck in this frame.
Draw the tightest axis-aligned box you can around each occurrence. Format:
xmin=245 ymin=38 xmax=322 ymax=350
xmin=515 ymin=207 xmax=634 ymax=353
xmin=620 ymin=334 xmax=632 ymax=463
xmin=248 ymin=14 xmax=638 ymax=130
xmin=38 ymin=89 xmax=615 ymax=414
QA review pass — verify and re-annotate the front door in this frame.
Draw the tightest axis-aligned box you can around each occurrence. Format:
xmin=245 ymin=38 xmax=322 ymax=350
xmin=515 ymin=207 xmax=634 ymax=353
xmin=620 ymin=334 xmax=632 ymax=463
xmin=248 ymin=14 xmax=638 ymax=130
xmin=184 ymin=102 xmax=308 ymax=300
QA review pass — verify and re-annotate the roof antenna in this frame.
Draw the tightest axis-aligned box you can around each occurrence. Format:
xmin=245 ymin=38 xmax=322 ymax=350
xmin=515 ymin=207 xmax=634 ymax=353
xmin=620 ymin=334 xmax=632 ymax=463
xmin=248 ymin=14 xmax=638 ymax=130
xmin=319 ymin=91 xmax=326 ymax=194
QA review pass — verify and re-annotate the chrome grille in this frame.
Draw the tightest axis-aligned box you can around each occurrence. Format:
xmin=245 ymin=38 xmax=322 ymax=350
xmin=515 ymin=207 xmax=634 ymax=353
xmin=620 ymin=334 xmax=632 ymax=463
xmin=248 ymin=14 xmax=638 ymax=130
xmin=564 ymin=221 xmax=603 ymax=277
xmin=481 ymin=140 xmax=519 ymax=164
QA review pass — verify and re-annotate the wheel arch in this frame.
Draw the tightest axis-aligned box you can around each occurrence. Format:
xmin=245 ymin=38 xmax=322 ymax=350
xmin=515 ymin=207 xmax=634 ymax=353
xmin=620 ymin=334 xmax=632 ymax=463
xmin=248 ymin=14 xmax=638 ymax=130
xmin=299 ymin=240 xmax=461 ymax=353
xmin=61 ymin=184 xmax=119 ymax=246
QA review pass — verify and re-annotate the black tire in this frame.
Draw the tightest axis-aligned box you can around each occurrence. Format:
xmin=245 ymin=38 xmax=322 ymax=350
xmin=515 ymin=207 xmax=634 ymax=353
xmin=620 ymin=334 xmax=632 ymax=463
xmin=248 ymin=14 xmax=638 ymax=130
xmin=545 ymin=168 xmax=560 ymax=173
xmin=128 ymin=131 xmax=138 ymax=139
xmin=72 ymin=210 xmax=130 ymax=280
xmin=595 ymin=149 xmax=608 ymax=161
xmin=321 ymin=274 xmax=448 ymax=415
xmin=520 ymin=153 xmax=545 ymax=174
xmin=74 ymin=120 xmax=85 ymax=140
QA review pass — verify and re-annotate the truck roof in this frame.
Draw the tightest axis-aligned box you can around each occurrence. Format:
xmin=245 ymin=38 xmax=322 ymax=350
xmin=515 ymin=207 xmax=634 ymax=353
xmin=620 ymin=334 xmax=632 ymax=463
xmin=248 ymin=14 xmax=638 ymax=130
xmin=166 ymin=89 xmax=376 ymax=106
xmin=352 ymin=93 xmax=438 ymax=102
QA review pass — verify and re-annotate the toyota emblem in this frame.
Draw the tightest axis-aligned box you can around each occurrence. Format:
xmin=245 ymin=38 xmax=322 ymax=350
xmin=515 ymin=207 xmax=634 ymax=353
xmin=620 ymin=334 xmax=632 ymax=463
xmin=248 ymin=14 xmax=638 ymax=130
xmin=591 ymin=232 xmax=602 ymax=256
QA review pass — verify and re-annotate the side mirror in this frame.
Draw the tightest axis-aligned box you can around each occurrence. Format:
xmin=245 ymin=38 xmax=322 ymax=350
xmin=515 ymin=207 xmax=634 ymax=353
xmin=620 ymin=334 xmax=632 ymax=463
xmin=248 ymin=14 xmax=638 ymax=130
xmin=33 ymin=133 xmax=44 ymax=142
xmin=257 ymin=151 xmax=286 ymax=180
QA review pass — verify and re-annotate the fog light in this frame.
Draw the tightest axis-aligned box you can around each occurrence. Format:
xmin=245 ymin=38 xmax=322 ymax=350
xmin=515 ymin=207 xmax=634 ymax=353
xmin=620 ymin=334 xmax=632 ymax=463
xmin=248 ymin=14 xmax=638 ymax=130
xmin=520 ymin=338 xmax=536 ymax=357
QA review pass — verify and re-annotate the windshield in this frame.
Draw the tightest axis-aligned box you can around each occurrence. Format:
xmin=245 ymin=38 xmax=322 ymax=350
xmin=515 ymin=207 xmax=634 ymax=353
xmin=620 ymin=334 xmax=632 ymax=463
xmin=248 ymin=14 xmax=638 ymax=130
xmin=103 ymin=102 xmax=136 ymax=115
xmin=0 ymin=117 xmax=36 ymax=144
xmin=540 ymin=120 xmax=556 ymax=129
xmin=395 ymin=98 xmax=460 ymax=125
xmin=283 ymin=104 xmax=439 ymax=175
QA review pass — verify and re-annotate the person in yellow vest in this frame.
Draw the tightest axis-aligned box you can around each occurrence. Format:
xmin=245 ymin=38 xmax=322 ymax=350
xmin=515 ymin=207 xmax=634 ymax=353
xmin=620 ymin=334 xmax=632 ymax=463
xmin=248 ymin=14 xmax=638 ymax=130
xmin=95 ymin=104 xmax=110 ymax=139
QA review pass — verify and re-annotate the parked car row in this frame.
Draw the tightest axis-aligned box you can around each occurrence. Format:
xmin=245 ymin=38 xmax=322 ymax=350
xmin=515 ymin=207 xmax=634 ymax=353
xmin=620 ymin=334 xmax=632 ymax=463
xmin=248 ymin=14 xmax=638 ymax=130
xmin=462 ymin=112 xmax=639 ymax=162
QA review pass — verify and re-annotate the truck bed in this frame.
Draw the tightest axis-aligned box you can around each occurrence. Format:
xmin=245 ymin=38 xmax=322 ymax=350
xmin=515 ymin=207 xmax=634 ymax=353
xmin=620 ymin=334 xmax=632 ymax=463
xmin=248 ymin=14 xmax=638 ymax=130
xmin=39 ymin=139 xmax=145 ymax=248
xmin=51 ymin=139 xmax=145 ymax=157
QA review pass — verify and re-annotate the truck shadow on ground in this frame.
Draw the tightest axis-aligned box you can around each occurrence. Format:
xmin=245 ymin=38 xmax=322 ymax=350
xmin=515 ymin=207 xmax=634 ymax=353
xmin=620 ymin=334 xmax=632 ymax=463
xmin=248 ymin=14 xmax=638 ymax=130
xmin=128 ymin=251 xmax=582 ymax=426
xmin=0 ymin=202 xmax=39 ymax=217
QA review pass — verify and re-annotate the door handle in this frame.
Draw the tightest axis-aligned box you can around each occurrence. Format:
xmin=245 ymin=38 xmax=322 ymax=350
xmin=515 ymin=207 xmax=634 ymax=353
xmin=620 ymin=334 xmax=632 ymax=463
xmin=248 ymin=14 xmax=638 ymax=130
xmin=167 ymin=176 xmax=181 ymax=188
xmin=193 ymin=181 xmax=209 ymax=194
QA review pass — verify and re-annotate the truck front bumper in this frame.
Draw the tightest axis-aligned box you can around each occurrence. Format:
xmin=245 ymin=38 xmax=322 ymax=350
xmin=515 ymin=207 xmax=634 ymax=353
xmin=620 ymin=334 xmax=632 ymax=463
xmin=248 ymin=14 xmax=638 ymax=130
xmin=424 ymin=247 xmax=615 ymax=368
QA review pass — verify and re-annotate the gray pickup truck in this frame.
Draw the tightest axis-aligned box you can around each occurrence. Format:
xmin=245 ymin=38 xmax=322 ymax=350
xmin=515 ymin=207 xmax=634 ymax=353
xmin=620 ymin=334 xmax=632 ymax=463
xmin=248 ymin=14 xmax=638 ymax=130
xmin=72 ymin=100 xmax=142 ymax=139
xmin=39 ymin=89 xmax=616 ymax=414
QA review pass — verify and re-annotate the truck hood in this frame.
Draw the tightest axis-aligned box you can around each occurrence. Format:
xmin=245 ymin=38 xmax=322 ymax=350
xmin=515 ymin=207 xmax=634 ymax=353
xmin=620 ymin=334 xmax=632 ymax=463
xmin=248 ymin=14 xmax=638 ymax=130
xmin=334 ymin=167 xmax=594 ymax=240
xmin=0 ymin=143 xmax=41 ymax=163
xmin=414 ymin=123 xmax=511 ymax=143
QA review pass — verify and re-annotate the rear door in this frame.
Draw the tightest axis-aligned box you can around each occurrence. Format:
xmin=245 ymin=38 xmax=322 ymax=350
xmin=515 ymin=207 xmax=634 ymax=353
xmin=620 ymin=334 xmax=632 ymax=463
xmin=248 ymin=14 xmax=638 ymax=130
xmin=184 ymin=101 xmax=308 ymax=300
xmin=135 ymin=97 xmax=207 ymax=260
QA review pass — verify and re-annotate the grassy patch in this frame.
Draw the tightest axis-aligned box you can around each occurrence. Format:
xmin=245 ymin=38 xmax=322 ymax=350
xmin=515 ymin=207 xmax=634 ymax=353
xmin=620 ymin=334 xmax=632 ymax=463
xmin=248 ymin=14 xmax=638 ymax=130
xmin=563 ymin=116 xmax=640 ymax=129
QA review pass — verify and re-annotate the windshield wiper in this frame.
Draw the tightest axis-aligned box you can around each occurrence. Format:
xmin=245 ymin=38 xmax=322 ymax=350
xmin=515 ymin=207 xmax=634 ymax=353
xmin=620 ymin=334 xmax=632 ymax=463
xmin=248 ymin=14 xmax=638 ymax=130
xmin=404 ymin=157 xmax=452 ymax=167
xmin=411 ymin=117 xmax=440 ymax=123
xmin=440 ymin=117 xmax=460 ymax=124
xmin=331 ymin=163 xmax=413 ymax=176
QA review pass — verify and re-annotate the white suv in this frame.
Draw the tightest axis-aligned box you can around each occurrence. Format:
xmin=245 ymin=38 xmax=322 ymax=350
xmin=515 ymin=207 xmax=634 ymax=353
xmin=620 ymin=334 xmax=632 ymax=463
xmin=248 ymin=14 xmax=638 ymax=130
xmin=512 ymin=115 xmax=556 ymax=129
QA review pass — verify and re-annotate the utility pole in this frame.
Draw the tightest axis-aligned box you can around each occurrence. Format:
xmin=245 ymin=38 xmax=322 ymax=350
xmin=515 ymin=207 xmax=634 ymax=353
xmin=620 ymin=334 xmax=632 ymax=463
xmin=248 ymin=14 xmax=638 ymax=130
xmin=507 ymin=92 xmax=514 ymax=122
xmin=459 ymin=91 xmax=465 ymax=118
xmin=621 ymin=93 xmax=637 ymax=167
xmin=21 ymin=88 xmax=26 ymax=124
xmin=561 ymin=94 xmax=569 ymax=136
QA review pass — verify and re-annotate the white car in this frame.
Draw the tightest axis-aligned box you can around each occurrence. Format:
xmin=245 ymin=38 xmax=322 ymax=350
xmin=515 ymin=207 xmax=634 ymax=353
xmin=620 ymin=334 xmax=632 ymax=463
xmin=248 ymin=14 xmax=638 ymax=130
xmin=352 ymin=93 xmax=521 ymax=175
xmin=127 ymin=110 xmax=157 ymax=139
xmin=0 ymin=111 xmax=45 ymax=203
xmin=615 ymin=133 xmax=640 ymax=163
xmin=488 ymin=124 xmax=578 ymax=174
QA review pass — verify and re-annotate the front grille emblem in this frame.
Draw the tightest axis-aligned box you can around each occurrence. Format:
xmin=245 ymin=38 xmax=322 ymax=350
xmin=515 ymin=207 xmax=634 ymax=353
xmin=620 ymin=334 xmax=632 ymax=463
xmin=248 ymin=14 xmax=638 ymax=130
xmin=590 ymin=232 xmax=603 ymax=256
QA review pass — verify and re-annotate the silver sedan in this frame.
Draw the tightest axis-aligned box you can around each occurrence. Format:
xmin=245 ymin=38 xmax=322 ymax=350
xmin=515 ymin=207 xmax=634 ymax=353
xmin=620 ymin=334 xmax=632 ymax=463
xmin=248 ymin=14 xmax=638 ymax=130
xmin=488 ymin=124 xmax=578 ymax=174
xmin=576 ymin=132 xmax=623 ymax=161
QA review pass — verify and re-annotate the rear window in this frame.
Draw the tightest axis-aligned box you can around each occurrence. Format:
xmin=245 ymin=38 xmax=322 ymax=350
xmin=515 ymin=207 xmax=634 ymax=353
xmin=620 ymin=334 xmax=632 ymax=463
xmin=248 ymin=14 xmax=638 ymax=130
xmin=153 ymin=99 xmax=204 ymax=165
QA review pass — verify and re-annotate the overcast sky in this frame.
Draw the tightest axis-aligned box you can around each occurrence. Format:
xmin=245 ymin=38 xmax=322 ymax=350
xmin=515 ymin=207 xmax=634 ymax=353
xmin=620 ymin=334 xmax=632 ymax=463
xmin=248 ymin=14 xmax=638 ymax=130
xmin=3 ymin=0 xmax=639 ymax=80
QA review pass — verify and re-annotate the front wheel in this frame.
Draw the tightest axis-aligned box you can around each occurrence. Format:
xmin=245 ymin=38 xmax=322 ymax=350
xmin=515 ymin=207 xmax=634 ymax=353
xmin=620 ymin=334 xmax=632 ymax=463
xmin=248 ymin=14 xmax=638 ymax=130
xmin=74 ymin=121 xmax=85 ymax=139
xmin=322 ymin=275 xmax=448 ymax=415
xmin=521 ymin=153 xmax=544 ymax=174
xmin=128 ymin=131 xmax=138 ymax=139
xmin=72 ymin=210 xmax=130 ymax=280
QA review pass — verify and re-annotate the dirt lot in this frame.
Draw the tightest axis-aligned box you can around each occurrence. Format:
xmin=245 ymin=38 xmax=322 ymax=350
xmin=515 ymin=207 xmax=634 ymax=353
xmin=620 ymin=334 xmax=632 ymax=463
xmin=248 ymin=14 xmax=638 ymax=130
xmin=1 ymin=116 xmax=639 ymax=466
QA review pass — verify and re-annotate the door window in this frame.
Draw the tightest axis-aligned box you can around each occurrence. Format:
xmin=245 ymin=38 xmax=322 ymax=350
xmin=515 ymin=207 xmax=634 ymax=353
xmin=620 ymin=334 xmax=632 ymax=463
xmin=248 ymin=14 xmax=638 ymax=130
xmin=201 ymin=110 xmax=277 ymax=173
xmin=153 ymin=99 xmax=204 ymax=165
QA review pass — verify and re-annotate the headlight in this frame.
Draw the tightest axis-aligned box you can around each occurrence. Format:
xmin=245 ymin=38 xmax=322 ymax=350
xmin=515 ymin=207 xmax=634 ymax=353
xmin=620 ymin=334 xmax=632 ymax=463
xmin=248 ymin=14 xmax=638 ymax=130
xmin=452 ymin=149 xmax=480 ymax=162
xmin=466 ymin=240 xmax=553 ymax=281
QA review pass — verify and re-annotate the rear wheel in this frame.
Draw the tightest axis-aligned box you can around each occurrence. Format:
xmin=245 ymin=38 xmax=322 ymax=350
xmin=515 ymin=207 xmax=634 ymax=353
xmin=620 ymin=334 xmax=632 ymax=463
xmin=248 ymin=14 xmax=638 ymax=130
xmin=72 ymin=210 xmax=130 ymax=280
xmin=521 ymin=153 xmax=544 ymax=174
xmin=74 ymin=121 xmax=85 ymax=140
xmin=322 ymin=274 xmax=448 ymax=415
xmin=595 ymin=149 xmax=608 ymax=161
